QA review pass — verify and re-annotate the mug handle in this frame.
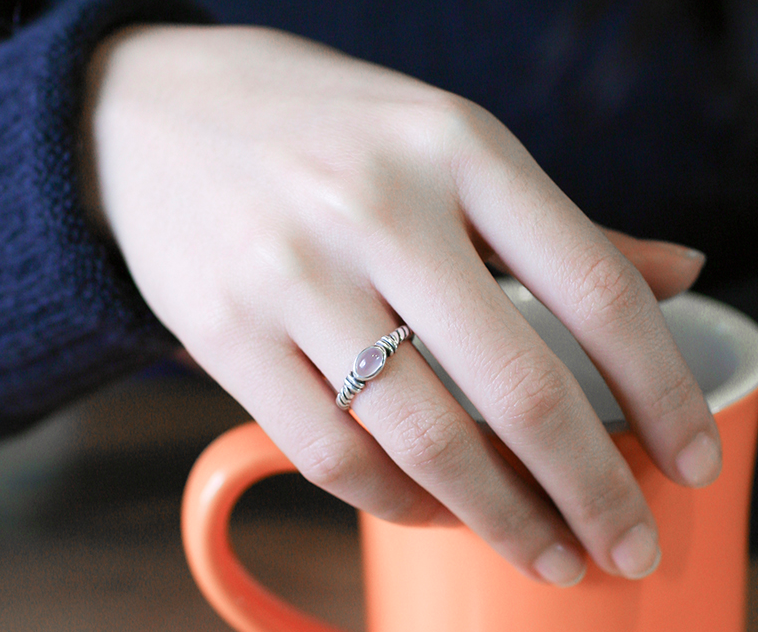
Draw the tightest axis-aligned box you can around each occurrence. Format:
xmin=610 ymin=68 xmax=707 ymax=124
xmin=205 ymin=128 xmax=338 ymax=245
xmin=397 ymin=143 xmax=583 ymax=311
xmin=181 ymin=422 xmax=346 ymax=632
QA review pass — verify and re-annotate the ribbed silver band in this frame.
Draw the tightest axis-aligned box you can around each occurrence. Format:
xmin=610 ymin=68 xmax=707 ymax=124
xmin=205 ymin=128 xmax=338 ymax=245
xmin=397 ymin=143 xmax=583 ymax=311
xmin=336 ymin=325 xmax=411 ymax=410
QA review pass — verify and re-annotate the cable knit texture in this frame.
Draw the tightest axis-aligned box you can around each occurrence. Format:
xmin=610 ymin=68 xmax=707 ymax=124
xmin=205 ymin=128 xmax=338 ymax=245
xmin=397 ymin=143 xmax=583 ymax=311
xmin=0 ymin=0 xmax=207 ymax=433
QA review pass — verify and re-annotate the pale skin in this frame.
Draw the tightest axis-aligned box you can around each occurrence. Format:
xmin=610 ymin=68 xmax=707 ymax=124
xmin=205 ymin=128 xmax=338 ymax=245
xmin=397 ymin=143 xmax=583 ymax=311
xmin=79 ymin=25 xmax=721 ymax=587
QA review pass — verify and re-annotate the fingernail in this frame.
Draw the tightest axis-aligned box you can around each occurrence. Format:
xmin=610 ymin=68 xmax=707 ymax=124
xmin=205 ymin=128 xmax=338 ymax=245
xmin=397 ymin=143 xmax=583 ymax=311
xmin=676 ymin=432 xmax=722 ymax=487
xmin=611 ymin=523 xmax=661 ymax=579
xmin=655 ymin=241 xmax=706 ymax=262
xmin=533 ymin=543 xmax=587 ymax=587
xmin=681 ymin=247 xmax=706 ymax=262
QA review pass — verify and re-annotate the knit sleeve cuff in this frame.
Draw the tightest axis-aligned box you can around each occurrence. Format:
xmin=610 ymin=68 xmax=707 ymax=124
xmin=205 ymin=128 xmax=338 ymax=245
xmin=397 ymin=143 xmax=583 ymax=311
xmin=0 ymin=0 xmax=209 ymax=432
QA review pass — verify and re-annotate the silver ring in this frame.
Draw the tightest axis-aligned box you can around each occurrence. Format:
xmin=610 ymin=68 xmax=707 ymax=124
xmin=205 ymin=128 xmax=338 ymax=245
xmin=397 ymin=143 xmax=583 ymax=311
xmin=336 ymin=325 xmax=412 ymax=410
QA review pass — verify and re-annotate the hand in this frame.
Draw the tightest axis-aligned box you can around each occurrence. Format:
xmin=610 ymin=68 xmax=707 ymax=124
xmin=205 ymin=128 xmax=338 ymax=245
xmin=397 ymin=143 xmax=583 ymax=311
xmin=80 ymin=25 xmax=720 ymax=586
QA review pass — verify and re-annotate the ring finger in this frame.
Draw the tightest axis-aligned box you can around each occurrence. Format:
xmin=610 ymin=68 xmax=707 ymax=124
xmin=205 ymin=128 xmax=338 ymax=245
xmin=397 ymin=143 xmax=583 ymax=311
xmin=284 ymin=275 xmax=589 ymax=586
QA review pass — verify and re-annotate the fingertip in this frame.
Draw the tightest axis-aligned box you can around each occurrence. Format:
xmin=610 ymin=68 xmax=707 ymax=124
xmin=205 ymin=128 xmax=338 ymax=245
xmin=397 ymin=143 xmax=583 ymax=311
xmin=640 ymin=243 xmax=707 ymax=301
xmin=610 ymin=523 xmax=661 ymax=580
xmin=533 ymin=543 xmax=588 ymax=587
xmin=675 ymin=431 xmax=723 ymax=488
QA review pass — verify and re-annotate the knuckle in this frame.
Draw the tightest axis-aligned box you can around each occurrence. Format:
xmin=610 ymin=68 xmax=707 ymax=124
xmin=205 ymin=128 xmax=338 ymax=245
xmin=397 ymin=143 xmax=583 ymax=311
xmin=647 ymin=368 xmax=699 ymax=419
xmin=389 ymin=402 xmax=465 ymax=473
xmin=295 ymin=434 xmax=361 ymax=490
xmin=405 ymin=91 xmax=472 ymax=130
xmin=569 ymin=251 xmax=648 ymax=332
xmin=571 ymin=463 xmax=639 ymax=526
xmin=493 ymin=350 xmax=571 ymax=433
xmin=481 ymin=500 xmax=543 ymax=549
xmin=425 ymin=94 xmax=479 ymax=137
xmin=182 ymin=291 xmax=249 ymax=354
xmin=395 ymin=91 xmax=482 ymax=156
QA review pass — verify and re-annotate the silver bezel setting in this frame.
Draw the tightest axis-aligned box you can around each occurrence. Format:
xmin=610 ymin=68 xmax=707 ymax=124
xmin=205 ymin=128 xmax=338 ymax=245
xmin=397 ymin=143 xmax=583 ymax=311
xmin=336 ymin=325 xmax=411 ymax=410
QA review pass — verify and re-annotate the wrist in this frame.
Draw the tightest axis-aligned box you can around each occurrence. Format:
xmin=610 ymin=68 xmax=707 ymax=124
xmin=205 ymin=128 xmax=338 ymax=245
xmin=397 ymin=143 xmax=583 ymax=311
xmin=78 ymin=26 xmax=150 ymax=241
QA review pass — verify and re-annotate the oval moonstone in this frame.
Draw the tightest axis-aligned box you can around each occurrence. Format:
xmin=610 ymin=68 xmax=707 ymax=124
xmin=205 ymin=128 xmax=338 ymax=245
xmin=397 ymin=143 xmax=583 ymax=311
xmin=354 ymin=345 xmax=386 ymax=380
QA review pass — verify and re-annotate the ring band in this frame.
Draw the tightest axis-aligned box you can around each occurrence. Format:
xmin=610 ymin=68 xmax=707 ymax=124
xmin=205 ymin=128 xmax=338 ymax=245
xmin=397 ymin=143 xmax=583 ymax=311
xmin=336 ymin=325 xmax=412 ymax=410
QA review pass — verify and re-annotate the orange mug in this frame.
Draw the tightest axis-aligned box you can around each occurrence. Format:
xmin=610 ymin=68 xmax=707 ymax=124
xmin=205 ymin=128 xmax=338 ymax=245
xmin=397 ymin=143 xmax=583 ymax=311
xmin=182 ymin=280 xmax=758 ymax=632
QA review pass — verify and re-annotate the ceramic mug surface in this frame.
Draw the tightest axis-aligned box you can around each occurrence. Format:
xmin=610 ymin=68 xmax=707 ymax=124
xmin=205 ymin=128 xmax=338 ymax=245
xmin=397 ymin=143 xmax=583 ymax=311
xmin=182 ymin=280 xmax=758 ymax=632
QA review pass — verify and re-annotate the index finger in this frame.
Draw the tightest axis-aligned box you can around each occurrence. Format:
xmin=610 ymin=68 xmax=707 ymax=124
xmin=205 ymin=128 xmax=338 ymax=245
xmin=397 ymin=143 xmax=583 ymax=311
xmin=454 ymin=107 xmax=722 ymax=490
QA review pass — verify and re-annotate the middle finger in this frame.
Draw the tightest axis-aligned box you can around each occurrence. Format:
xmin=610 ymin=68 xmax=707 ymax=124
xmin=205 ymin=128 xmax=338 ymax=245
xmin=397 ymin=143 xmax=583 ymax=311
xmin=369 ymin=227 xmax=660 ymax=580
xmin=285 ymin=274 xmax=589 ymax=586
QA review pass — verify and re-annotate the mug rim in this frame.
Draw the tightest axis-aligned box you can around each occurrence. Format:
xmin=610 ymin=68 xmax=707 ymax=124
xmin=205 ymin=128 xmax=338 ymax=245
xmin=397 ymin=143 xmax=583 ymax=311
xmin=667 ymin=292 xmax=758 ymax=414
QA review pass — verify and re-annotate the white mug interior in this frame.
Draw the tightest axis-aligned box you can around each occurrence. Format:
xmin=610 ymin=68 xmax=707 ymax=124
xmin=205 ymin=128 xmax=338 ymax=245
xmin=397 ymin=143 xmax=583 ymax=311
xmin=414 ymin=278 xmax=758 ymax=433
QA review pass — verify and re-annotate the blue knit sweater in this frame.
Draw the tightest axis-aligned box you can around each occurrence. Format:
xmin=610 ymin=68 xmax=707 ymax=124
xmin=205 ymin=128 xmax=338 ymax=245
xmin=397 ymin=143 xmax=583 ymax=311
xmin=0 ymin=0 xmax=208 ymax=432
xmin=2 ymin=0 xmax=757 ymax=432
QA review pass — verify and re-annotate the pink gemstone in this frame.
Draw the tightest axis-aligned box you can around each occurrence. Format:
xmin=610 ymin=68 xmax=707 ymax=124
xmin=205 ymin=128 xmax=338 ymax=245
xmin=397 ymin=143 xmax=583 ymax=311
xmin=354 ymin=346 xmax=386 ymax=380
